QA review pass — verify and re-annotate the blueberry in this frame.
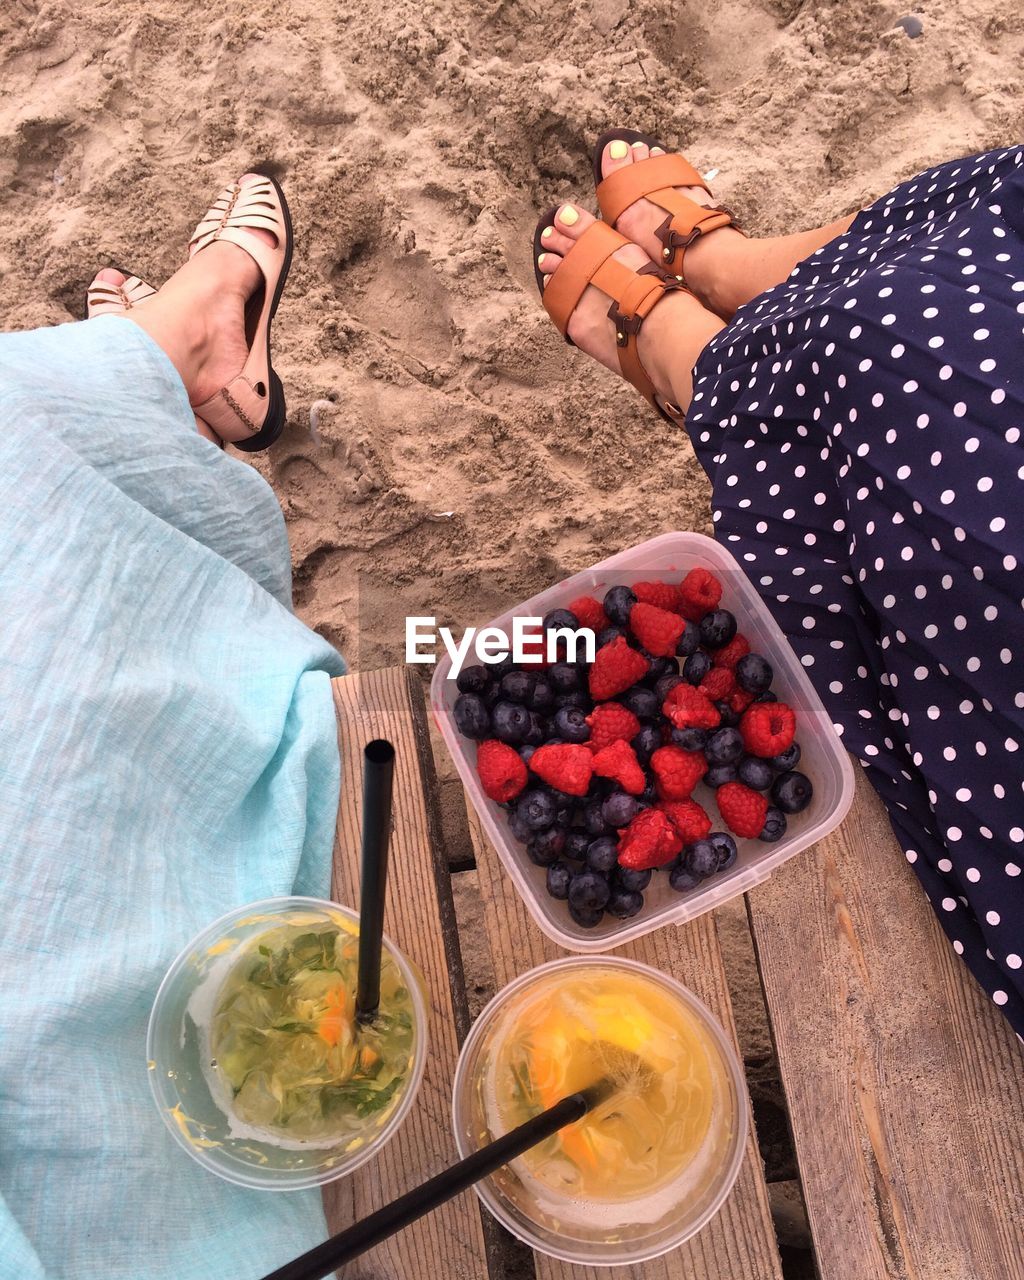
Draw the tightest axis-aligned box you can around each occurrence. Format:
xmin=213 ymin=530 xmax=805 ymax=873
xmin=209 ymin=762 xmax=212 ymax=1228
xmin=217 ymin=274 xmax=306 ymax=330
xmin=606 ymin=888 xmax=644 ymax=919
xmin=453 ymin=693 xmax=491 ymax=740
xmin=564 ymin=829 xmax=590 ymax=861
xmin=527 ymin=826 xmax=566 ymax=866
xmin=675 ymin=620 xmax=701 ymax=658
xmin=596 ymin=626 xmax=625 ymax=649
xmin=772 ymin=771 xmax=813 ymax=814
xmin=482 ymin=682 xmax=502 ymax=709
xmin=639 ymin=776 xmax=658 ymax=805
xmin=456 ymin=664 xmax=490 ymax=695
xmin=543 ymin=607 xmax=579 ymax=632
xmin=632 ymin=723 xmax=661 ymax=766
xmin=616 ymin=865 xmax=652 ymax=892
xmin=737 ymin=755 xmax=774 ymax=790
xmin=683 ymin=651 xmax=713 ymax=685
xmin=568 ymin=901 xmax=605 ymax=929
xmin=655 ymin=673 xmax=685 ymax=703
xmin=548 ymin=661 xmax=581 ymax=694
xmin=706 ymin=727 xmax=744 ymax=766
xmin=643 ymin=656 xmax=678 ymax=687
xmin=699 ymin=609 xmax=737 ymax=650
xmin=601 ymin=792 xmax=638 ymax=829
xmin=491 ymin=700 xmax=531 ymax=745
xmin=756 ymin=690 xmax=779 ymax=704
xmin=554 ymin=690 xmax=590 ymax=711
xmin=529 ymin=678 xmax=555 ymax=714
xmin=735 ymin=653 xmax=773 ymax=694
xmin=515 ymin=788 xmax=557 ymax=831
xmin=523 ymin=713 xmax=546 ymax=747
xmin=759 ymin=806 xmax=788 ymax=842
xmin=545 ymin=861 xmax=572 ymax=900
xmin=669 ymin=862 xmax=702 ymax=892
xmin=499 ymin=670 xmax=536 ymax=705
xmin=507 ymin=808 xmax=532 ymax=843
xmin=705 ymin=763 xmax=738 ymax=789
xmin=586 ymin=836 xmax=620 ymax=874
xmin=672 ymin=726 xmax=708 ymax=752
xmin=569 ymin=869 xmax=611 ymax=913
xmin=708 ymin=831 xmax=738 ymax=871
xmin=684 ymin=839 xmax=719 ymax=880
xmin=583 ymin=797 xmax=611 ymax=836
xmin=619 ymin=685 xmax=660 ymax=720
xmin=603 ymin=585 xmax=638 ymax=627
xmin=768 ymin=742 xmax=801 ymax=772
xmin=714 ymin=699 xmax=741 ymax=728
xmin=552 ymin=705 xmax=590 ymax=744
xmin=489 ymin=656 xmax=517 ymax=681
xmin=518 ymin=744 xmax=536 ymax=766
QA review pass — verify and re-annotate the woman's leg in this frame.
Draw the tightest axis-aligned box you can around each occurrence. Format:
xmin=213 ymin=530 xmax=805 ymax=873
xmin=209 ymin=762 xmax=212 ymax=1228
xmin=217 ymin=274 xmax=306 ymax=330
xmin=600 ymin=139 xmax=857 ymax=321
xmin=538 ymin=201 xmax=726 ymax=415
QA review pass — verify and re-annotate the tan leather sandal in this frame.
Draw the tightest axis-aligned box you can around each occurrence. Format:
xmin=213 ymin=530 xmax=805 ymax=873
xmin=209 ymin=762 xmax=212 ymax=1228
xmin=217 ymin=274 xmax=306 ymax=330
xmin=85 ymin=268 xmax=156 ymax=320
xmin=534 ymin=206 xmax=688 ymax=423
xmin=592 ymin=129 xmax=740 ymax=288
xmin=187 ymin=172 xmax=293 ymax=453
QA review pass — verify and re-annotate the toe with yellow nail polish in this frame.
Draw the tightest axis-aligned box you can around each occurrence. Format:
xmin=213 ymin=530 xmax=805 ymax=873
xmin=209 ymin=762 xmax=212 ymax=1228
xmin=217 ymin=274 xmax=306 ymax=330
xmin=609 ymin=139 xmax=629 ymax=160
xmin=542 ymin=226 xmax=554 ymax=240
xmin=631 ymin=141 xmax=645 ymax=149
xmin=537 ymin=253 xmax=547 ymax=268
xmin=558 ymin=205 xmax=579 ymax=226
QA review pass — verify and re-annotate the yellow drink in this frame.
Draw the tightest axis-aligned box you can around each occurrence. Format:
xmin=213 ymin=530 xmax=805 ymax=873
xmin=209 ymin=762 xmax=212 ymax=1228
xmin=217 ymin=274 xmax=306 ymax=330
xmin=486 ymin=966 xmax=721 ymax=1203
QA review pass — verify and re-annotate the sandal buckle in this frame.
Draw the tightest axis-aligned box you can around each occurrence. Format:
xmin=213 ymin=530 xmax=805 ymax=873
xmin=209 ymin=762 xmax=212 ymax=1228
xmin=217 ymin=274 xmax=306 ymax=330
xmin=607 ymin=301 xmax=642 ymax=347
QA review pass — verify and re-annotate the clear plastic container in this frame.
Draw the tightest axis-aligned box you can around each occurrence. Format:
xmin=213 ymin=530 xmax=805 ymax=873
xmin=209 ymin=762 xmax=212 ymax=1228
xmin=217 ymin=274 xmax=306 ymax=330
xmin=431 ymin=531 xmax=855 ymax=953
xmin=147 ymin=896 xmax=429 ymax=1190
xmin=451 ymin=956 xmax=748 ymax=1266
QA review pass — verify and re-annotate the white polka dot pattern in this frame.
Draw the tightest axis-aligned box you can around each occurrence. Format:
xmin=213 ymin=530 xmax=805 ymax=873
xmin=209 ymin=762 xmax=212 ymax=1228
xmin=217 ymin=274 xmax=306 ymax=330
xmin=685 ymin=145 xmax=1024 ymax=1036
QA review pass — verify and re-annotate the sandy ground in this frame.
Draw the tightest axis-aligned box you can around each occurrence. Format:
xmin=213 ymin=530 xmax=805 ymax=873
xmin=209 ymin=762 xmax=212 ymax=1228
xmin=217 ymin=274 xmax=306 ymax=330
xmin=3 ymin=0 xmax=1023 ymax=666
xmin=3 ymin=4 xmax=1022 ymax=1271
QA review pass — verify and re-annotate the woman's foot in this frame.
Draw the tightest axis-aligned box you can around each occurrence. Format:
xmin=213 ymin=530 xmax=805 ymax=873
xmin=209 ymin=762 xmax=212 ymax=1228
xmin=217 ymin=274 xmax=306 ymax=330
xmin=598 ymin=139 xmax=746 ymax=319
xmin=537 ymin=201 xmax=725 ymax=416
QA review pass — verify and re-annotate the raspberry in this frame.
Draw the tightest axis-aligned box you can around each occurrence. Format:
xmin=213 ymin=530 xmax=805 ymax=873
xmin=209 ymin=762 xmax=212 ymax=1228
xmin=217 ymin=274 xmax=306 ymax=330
xmin=662 ymin=683 xmax=721 ymax=731
xmin=740 ymin=702 xmax=797 ymax=757
xmin=617 ymin=808 xmax=684 ymax=871
xmin=589 ymin=635 xmax=649 ymax=700
xmin=586 ymin=702 xmax=642 ymax=752
xmin=716 ymin=781 xmax=769 ymax=838
xmin=568 ymin=595 xmax=608 ymax=632
xmin=678 ymin=567 xmax=723 ymax=621
xmin=476 ymin=740 xmax=528 ymax=803
xmin=628 ymin=601 xmax=687 ymax=658
xmin=713 ymin=633 xmax=751 ymax=669
xmin=529 ymin=743 xmax=594 ymax=797
xmin=729 ymin=688 xmax=756 ymax=715
xmin=592 ymin=739 xmax=646 ymax=796
xmin=699 ymin=667 xmax=736 ymax=702
xmin=650 ymin=745 xmax=708 ymax=800
xmin=633 ymin=580 xmax=682 ymax=614
xmin=659 ymin=799 xmax=712 ymax=844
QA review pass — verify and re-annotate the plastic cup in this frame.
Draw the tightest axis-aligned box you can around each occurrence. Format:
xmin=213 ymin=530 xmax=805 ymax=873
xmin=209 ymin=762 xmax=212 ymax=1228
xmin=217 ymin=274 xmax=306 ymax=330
xmin=451 ymin=956 xmax=747 ymax=1267
xmin=147 ymin=896 xmax=429 ymax=1190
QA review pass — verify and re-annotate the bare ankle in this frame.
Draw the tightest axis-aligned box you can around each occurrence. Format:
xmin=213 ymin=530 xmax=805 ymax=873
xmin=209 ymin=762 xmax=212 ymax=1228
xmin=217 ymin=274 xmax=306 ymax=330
xmin=680 ymin=227 xmax=750 ymax=320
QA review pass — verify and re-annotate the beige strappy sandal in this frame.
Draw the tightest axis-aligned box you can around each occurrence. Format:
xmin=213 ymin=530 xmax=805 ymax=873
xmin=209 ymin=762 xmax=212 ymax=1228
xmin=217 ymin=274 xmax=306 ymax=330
xmin=186 ymin=172 xmax=293 ymax=453
xmin=85 ymin=269 xmax=156 ymax=320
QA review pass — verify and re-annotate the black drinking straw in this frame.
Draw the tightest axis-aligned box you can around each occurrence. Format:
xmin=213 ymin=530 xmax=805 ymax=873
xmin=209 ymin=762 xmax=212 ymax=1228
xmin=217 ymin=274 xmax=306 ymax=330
xmin=256 ymin=1081 xmax=612 ymax=1280
xmin=355 ymin=738 xmax=396 ymax=1025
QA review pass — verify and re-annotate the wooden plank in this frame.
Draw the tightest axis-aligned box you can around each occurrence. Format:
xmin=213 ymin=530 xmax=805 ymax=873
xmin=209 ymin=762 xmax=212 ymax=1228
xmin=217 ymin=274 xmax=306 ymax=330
xmin=465 ymin=805 xmax=784 ymax=1280
xmin=323 ymin=667 xmax=489 ymax=1280
xmin=747 ymin=764 xmax=1024 ymax=1280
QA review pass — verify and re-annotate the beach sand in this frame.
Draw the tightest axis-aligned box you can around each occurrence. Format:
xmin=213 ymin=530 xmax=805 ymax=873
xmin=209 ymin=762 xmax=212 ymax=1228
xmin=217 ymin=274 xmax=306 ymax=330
xmin=3 ymin=0 xmax=1022 ymax=666
xmin=2 ymin=2 xmax=1022 ymax=1265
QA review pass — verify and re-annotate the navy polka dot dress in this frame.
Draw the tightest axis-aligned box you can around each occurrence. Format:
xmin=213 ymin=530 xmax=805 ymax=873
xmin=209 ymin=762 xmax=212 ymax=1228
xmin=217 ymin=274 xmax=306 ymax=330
xmin=686 ymin=144 xmax=1024 ymax=1041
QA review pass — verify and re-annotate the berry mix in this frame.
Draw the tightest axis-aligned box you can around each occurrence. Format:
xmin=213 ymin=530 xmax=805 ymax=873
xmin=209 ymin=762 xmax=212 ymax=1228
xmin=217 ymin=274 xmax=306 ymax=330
xmin=452 ymin=570 xmax=814 ymax=931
